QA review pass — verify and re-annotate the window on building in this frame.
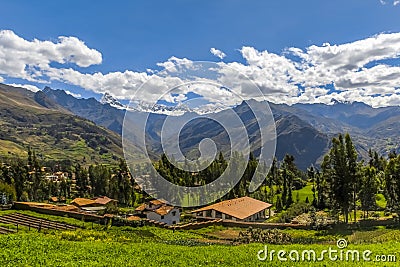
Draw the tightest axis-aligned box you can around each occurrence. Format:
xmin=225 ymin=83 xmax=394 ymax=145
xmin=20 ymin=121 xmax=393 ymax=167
xmin=161 ymin=215 xmax=164 ymax=219
xmin=172 ymin=221 xmax=176 ymax=224
xmin=172 ymin=211 xmax=176 ymax=216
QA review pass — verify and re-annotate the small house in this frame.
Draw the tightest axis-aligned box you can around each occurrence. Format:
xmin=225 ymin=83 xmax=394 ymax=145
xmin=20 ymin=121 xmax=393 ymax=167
xmin=70 ymin=196 xmax=118 ymax=213
xmin=70 ymin=198 xmax=99 ymax=208
xmin=192 ymin=196 xmax=272 ymax=222
xmin=93 ymin=196 xmax=118 ymax=207
xmin=135 ymin=199 xmax=180 ymax=225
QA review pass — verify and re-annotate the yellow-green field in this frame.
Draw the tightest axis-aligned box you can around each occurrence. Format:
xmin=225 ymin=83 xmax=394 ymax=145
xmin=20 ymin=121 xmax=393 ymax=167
xmin=0 ymin=211 xmax=399 ymax=266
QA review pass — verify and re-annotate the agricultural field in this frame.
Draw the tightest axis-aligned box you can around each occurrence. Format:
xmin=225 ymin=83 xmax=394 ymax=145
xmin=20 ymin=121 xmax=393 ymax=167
xmin=0 ymin=211 xmax=400 ymax=266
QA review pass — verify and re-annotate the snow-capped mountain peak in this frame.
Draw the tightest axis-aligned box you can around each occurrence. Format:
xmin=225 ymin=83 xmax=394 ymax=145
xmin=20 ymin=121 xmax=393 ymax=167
xmin=128 ymin=101 xmax=192 ymax=115
xmin=100 ymin=92 xmax=125 ymax=109
xmin=100 ymin=92 xmax=231 ymax=115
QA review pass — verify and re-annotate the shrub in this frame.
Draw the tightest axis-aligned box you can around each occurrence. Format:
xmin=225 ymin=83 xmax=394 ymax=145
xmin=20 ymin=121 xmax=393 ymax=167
xmin=0 ymin=181 xmax=16 ymax=203
xmin=275 ymin=202 xmax=312 ymax=223
xmin=235 ymin=227 xmax=292 ymax=244
xmin=372 ymin=212 xmax=380 ymax=218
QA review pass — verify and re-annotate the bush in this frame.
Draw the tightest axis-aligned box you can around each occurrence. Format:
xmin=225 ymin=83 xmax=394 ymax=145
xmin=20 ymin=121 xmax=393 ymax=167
xmin=275 ymin=202 xmax=312 ymax=223
xmin=0 ymin=181 xmax=16 ymax=203
xmin=372 ymin=212 xmax=380 ymax=218
xmin=234 ymin=227 xmax=292 ymax=244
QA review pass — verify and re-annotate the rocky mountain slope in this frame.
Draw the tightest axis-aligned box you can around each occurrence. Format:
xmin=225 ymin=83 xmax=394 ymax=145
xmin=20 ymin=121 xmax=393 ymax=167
xmin=0 ymin=84 xmax=129 ymax=165
xmin=40 ymin=86 xmax=400 ymax=169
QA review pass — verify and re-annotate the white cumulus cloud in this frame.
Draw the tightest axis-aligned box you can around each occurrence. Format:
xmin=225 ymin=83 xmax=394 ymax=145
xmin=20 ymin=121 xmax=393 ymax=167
xmin=7 ymin=83 xmax=40 ymax=92
xmin=65 ymin=90 xmax=81 ymax=98
xmin=0 ymin=30 xmax=102 ymax=81
xmin=379 ymin=0 xmax=400 ymax=5
xmin=2 ymin=30 xmax=400 ymax=108
xmin=210 ymin=48 xmax=226 ymax=59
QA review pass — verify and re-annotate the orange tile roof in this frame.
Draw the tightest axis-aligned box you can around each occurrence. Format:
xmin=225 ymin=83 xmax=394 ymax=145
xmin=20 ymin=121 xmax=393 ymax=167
xmin=192 ymin=197 xmax=272 ymax=220
xmin=93 ymin=196 xmax=117 ymax=205
xmin=71 ymin=198 xmax=97 ymax=207
xmin=149 ymin=199 xmax=166 ymax=205
xmin=135 ymin=200 xmax=175 ymax=215
xmin=49 ymin=196 xmax=58 ymax=202
xmin=135 ymin=203 xmax=146 ymax=211
xmin=127 ymin=215 xmax=142 ymax=221
xmin=54 ymin=205 xmax=80 ymax=212
xmin=15 ymin=202 xmax=79 ymax=212
xmin=153 ymin=205 xmax=175 ymax=216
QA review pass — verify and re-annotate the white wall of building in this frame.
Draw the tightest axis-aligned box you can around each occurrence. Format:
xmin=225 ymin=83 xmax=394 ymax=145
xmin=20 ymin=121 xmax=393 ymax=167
xmin=195 ymin=208 xmax=269 ymax=221
xmin=146 ymin=208 xmax=180 ymax=225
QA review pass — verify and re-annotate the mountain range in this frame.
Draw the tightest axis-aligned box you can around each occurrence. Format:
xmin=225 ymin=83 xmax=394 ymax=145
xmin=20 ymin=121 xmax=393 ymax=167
xmin=1 ymin=83 xmax=399 ymax=170
xmin=42 ymin=86 xmax=400 ymax=170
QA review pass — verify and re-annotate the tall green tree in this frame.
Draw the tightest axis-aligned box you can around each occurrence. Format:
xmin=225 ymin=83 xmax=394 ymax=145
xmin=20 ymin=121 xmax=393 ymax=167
xmin=324 ymin=133 xmax=358 ymax=223
xmin=308 ymin=165 xmax=317 ymax=207
xmin=89 ymin=164 xmax=110 ymax=196
xmin=384 ymin=154 xmax=400 ymax=215
xmin=359 ymin=165 xmax=378 ymax=218
xmin=75 ymin=164 xmax=89 ymax=197
xmin=345 ymin=133 xmax=359 ymax=222
xmin=115 ymin=159 xmax=133 ymax=206
xmin=281 ymin=154 xmax=297 ymax=209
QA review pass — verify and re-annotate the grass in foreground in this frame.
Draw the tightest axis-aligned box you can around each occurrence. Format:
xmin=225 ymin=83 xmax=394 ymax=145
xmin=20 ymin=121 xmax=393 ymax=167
xmin=1 ymin=230 xmax=399 ymax=266
xmin=1 ymin=211 xmax=400 ymax=266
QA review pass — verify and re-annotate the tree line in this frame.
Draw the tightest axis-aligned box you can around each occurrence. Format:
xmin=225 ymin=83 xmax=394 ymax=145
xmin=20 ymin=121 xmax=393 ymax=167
xmin=154 ymin=133 xmax=400 ymax=223
xmin=0 ymin=148 xmax=137 ymax=206
xmin=1 ymin=133 xmax=400 ymax=225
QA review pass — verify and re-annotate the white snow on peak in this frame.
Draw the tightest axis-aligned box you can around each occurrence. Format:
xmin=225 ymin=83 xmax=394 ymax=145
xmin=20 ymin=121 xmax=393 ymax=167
xmin=100 ymin=92 xmax=233 ymax=115
xmin=100 ymin=92 xmax=125 ymax=109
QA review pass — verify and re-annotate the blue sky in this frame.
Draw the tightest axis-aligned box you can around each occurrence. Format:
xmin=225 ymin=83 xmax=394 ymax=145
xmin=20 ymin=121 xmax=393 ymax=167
xmin=1 ymin=0 xmax=400 ymax=107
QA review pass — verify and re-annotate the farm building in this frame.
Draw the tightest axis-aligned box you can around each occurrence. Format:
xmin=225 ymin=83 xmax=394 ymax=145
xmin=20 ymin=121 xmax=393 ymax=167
xmin=135 ymin=199 xmax=180 ymax=225
xmin=48 ymin=196 xmax=66 ymax=203
xmin=70 ymin=198 xmax=99 ymax=208
xmin=192 ymin=196 xmax=272 ymax=222
xmin=70 ymin=196 xmax=117 ymax=213
xmin=93 ymin=196 xmax=117 ymax=207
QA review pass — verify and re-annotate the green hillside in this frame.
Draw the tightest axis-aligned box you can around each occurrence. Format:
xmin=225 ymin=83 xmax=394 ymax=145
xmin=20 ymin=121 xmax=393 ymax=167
xmin=0 ymin=84 xmax=130 ymax=165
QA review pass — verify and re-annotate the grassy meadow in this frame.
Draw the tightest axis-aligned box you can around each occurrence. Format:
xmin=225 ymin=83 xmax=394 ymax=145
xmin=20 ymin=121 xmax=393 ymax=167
xmin=0 ymin=211 xmax=400 ymax=266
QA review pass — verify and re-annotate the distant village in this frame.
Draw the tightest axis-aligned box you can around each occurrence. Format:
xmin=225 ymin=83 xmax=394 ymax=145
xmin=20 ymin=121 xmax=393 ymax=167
xmin=12 ymin=192 xmax=274 ymax=227
xmin=0 ymin=151 xmax=276 ymax=228
xmin=7 ymin=169 xmax=273 ymax=227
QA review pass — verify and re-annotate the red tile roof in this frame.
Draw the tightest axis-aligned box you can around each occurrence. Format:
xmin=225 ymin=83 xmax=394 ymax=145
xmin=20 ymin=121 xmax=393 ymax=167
xmin=149 ymin=199 xmax=167 ymax=205
xmin=153 ymin=205 xmax=175 ymax=216
xmin=192 ymin=197 xmax=272 ymax=220
xmin=93 ymin=196 xmax=117 ymax=205
xmin=49 ymin=196 xmax=58 ymax=202
xmin=127 ymin=215 xmax=141 ymax=221
xmin=135 ymin=203 xmax=146 ymax=212
xmin=71 ymin=198 xmax=97 ymax=207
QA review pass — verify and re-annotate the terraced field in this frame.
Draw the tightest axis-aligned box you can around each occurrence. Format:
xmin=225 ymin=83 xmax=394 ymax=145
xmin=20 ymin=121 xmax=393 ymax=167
xmin=0 ymin=213 xmax=78 ymax=231
xmin=0 ymin=225 xmax=16 ymax=234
